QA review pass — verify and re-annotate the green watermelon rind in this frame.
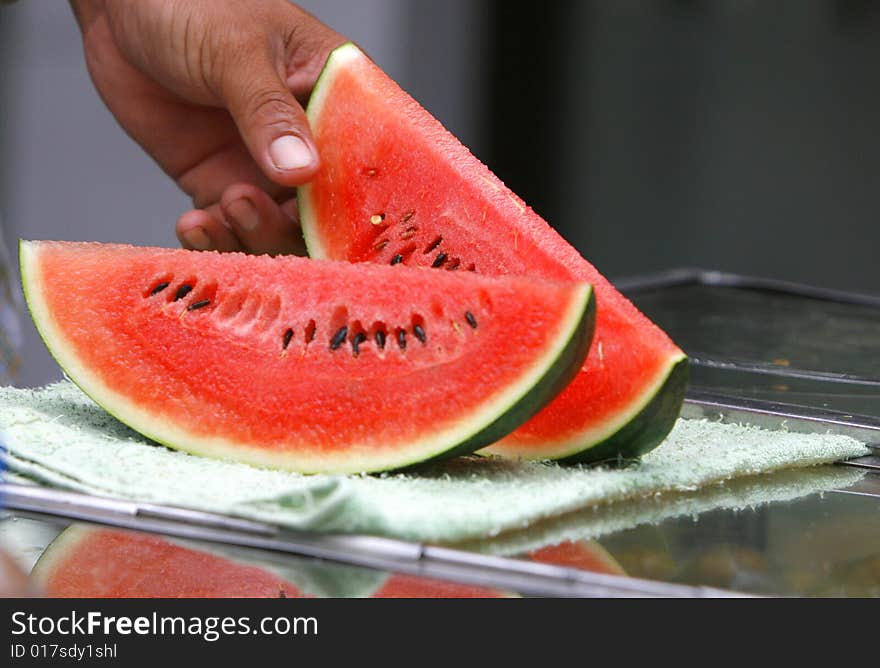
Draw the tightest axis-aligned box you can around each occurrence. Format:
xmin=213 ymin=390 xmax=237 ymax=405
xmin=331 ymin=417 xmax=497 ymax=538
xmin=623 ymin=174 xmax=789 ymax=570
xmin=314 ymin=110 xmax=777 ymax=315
xmin=484 ymin=352 xmax=688 ymax=463
xmin=20 ymin=240 xmax=596 ymax=474
xmin=298 ymin=42 xmax=687 ymax=464
xmin=559 ymin=355 xmax=689 ymax=465
xmin=29 ymin=523 xmax=89 ymax=587
xmin=399 ymin=287 xmax=595 ymax=470
xmin=298 ymin=44 xmax=358 ymax=260
xmin=549 ymin=355 xmax=687 ymax=464
xmin=299 ymin=56 xmax=337 ymax=259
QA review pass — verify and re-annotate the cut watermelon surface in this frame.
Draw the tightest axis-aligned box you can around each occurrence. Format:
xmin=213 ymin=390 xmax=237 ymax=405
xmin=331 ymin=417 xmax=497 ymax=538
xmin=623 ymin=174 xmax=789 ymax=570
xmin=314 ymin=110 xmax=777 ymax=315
xmin=299 ymin=43 xmax=688 ymax=462
xmin=527 ymin=540 xmax=626 ymax=576
xmin=20 ymin=240 xmax=594 ymax=474
xmin=33 ymin=525 xmax=513 ymax=598
xmin=31 ymin=525 xmax=308 ymax=598
xmin=370 ymin=574 xmax=511 ymax=598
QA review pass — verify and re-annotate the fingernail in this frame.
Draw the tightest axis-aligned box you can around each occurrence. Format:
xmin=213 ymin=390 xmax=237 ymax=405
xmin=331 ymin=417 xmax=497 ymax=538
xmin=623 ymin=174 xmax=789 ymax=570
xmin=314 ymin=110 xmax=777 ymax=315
xmin=269 ymin=135 xmax=314 ymax=171
xmin=226 ymin=198 xmax=259 ymax=232
xmin=184 ymin=227 xmax=211 ymax=250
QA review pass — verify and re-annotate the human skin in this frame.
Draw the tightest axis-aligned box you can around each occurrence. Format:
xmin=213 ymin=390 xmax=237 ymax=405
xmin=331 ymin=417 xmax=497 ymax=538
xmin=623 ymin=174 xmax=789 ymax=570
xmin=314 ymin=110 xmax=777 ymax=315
xmin=69 ymin=0 xmax=348 ymax=255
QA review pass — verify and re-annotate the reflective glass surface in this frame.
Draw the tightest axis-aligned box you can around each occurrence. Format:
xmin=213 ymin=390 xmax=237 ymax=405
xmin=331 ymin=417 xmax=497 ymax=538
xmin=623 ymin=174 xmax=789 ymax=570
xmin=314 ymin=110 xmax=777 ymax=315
xmin=629 ymin=281 xmax=880 ymax=415
xmin=1 ymin=467 xmax=878 ymax=597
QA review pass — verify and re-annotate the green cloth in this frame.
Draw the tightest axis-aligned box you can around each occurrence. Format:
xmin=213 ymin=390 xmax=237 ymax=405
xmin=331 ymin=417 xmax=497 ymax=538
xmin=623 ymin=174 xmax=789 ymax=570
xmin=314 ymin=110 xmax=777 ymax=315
xmin=457 ymin=465 xmax=865 ymax=556
xmin=0 ymin=381 xmax=870 ymax=544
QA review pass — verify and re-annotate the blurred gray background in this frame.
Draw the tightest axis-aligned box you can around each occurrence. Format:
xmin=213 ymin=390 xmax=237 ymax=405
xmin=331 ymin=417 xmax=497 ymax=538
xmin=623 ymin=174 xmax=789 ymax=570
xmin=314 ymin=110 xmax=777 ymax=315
xmin=1 ymin=0 xmax=879 ymax=387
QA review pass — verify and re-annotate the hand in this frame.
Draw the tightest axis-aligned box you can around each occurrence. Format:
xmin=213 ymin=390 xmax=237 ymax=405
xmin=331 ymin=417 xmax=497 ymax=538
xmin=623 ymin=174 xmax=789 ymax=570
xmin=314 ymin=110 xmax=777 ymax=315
xmin=70 ymin=0 xmax=347 ymax=254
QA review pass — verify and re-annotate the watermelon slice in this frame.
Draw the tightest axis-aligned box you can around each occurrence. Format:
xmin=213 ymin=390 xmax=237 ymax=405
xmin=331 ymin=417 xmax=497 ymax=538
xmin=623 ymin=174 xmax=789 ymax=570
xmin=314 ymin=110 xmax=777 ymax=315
xmin=370 ymin=574 xmax=511 ymax=598
xmin=32 ymin=525 xmax=308 ymax=598
xmin=20 ymin=240 xmax=594 ymax=474
xmin=298 ymin=43 xmax=688 ymax=463
xmin=527 ymin=540 xmax=627 ymax=576
xmin=33 ymin=525 xmax=514 ymax=598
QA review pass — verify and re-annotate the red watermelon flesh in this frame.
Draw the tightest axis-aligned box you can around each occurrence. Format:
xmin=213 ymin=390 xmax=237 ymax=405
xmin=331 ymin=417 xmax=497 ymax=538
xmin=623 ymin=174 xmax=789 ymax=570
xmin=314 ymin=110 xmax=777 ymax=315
xmin=299 ymin=44 xmax=688 ymax=463
xmin=31 ymin=525 xmax=306 ymax=598
xmin=371 ymin=574 xmax=511 ymax=598
xmin=21 ymin=241 xmax=594 ymax=474
xmin=33 ymin=525 xmax=511 ymax=598
xmin=528 ymin=540 xmax=627 ymax=576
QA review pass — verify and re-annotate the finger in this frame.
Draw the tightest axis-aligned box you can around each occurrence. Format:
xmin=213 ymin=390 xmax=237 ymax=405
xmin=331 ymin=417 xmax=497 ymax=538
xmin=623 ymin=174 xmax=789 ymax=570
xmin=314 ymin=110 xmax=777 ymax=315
xmin=220 ymin=183 xmax=306 ymax=256
xmin=221 ymin=52 xmax=319 ymax=188
xmin=176 ymin=207 xmax=244 ymax=253
xmin=176 ymin=138 xmax=294 ymax=210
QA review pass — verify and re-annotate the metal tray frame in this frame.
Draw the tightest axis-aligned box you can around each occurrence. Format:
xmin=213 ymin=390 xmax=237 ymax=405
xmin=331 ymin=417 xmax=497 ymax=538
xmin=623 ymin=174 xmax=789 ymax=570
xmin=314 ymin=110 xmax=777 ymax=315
xmin=618 ymin=268 xmax=880 ymax=388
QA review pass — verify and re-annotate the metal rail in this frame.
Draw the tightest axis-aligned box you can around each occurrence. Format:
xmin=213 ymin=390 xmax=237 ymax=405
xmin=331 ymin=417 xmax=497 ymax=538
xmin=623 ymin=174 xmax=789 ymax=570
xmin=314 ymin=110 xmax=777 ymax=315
xmin=0 ymin=483 xmax=745 ymax=598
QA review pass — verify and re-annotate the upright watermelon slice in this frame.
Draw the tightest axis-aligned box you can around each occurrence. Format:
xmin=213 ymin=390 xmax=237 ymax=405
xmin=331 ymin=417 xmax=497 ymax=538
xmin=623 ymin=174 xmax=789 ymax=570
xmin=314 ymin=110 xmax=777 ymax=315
xmin=299 ymin=43 xmax=688 ymax=463
xmin=20 ymin=240 xmax=594 ymax=474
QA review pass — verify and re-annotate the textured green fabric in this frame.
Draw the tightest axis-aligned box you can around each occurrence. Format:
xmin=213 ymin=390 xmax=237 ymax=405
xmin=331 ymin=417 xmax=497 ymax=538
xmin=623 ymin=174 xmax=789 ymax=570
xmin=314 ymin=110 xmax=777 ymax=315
xmin=0 ymin=381 xmax=870 ymax=544
xmin=455 ymin=465 xmax=865 ymax=556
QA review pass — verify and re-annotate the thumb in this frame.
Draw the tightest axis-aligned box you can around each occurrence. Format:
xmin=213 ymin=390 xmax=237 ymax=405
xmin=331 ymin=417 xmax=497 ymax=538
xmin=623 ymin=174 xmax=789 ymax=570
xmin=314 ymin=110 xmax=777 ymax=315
xmin=221 ymin=58 xmax=319 ymax=187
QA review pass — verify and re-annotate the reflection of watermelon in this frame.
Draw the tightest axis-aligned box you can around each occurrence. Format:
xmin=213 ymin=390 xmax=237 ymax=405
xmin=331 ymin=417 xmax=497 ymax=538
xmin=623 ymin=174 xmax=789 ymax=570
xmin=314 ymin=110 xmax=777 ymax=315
xmin=20 ymin=240 xmax=594 ymax=474
xmin=371 ymin=575 xmax=511 ymax=598
xmin=31 ymin=525 xmax=306 ymax=598
xmin=299 ymin=44 xmax=688 ymax=463
xmin=528 ymin=540 xmax=627 ymax=576
xmin=32 ymin=525 xmax=512 ymax=598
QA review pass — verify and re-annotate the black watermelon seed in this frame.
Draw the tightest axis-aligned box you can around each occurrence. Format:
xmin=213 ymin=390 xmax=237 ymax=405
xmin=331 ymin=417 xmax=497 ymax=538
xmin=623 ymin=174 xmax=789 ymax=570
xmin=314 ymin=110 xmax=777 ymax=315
xmin=413 ymin=324 xmax=426 ymax=344
xmin=282 ymin=328 xmax=294 ymax=350
xmin=186 ymin=299 xmax=210 ymax=311
xmin=150 ymin=281 xmax=170 ymax=296
xmin=174 ymin=284 xmax=193 ymax=301
xmin=352 ymin=332 xmax=367 ymax=356
xmin=390 ymin=254 xmax=404 ymax=266
xmin=397 ymin=330 xmax=407 ymax=350
xmin=465 ymin=311 xmax=478 ymax=329
xmin=330 ymin=326 xmax=348 ymax=350
xmin=375 ymin=330 xmax=386 ymax=349
xmin=431 ymin=253 xmax=447 ymax=268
